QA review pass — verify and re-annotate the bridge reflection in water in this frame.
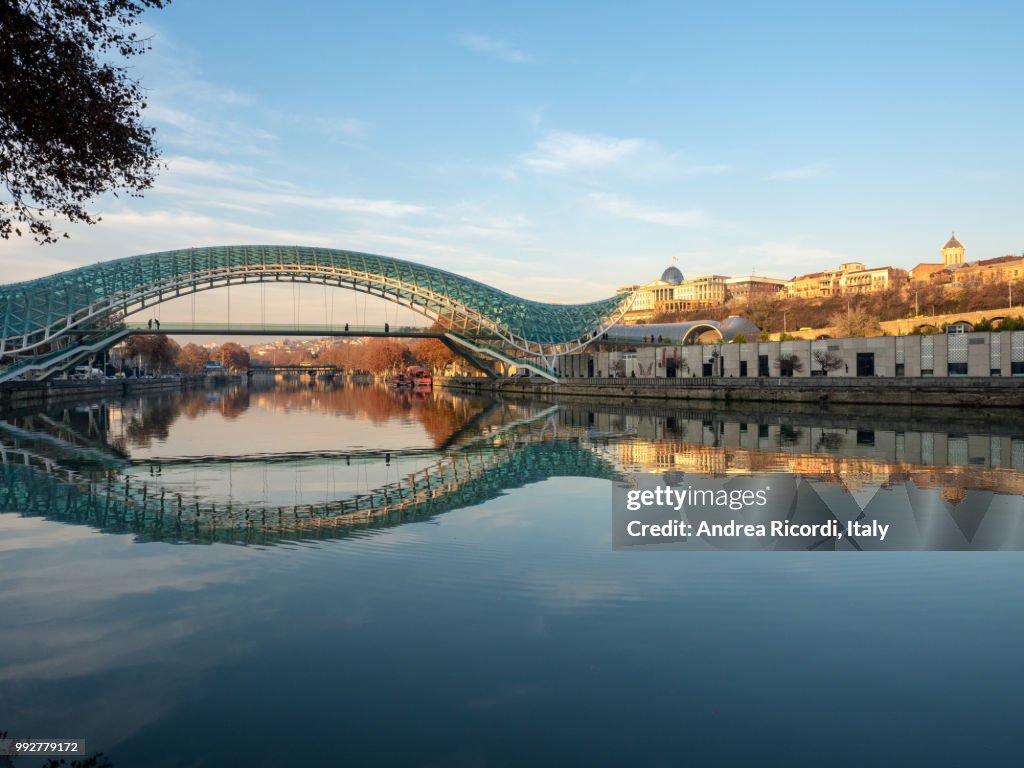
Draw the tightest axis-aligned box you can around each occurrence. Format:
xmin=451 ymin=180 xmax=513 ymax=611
xmin=3 ymin=385 xmax=1024 ymax=547
xmin=1 ymin=405 xmax=616 ymax=545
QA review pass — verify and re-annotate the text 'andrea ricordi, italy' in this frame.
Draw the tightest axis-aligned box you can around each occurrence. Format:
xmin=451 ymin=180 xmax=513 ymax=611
xmin=625 ymin=518 xmax=889 ymax=542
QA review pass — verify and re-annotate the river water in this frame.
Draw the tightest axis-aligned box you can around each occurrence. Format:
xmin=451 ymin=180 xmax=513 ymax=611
xmin=2 ymin=381 xmax=1022 ymax=767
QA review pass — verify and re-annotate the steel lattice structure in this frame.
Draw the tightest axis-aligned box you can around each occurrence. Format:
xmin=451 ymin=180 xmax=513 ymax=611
xmin=0 ymin=245 xmax=634 ymax=371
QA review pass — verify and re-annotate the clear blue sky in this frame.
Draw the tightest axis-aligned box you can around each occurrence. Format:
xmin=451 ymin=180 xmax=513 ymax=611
xmin=3 ymin=0 xmax=1022 ymax=323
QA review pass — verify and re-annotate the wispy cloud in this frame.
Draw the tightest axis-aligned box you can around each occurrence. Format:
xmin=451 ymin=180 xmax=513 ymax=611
xmin=520 ymin=130 xmax=730 ymax=179
xmin=159 ymin=156 xmax=427 ymax=217
xmin=523 ymin=131 xmax=648 ymax=173
xmin=456 ymin=33 xmax=535 ymax=64
xmin=767 ymin=161 xmax=832 ymax=180
xmin=588 ymin=193 xmax=710 ymax=228
xmin=147 ymin=94 xmax=278 ymax=157
xmin=136 ymin=30 xmax=279 ymax=156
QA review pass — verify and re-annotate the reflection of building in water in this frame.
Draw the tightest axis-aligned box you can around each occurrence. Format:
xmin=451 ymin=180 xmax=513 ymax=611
xmin=605 ymin=433 xmax=1024 ymax=496
xmin=613 ymin=441 xmax=728 ymax=475
xmin=941 ymin=486 xmax=968 ymax=506
xmin=557 ymin=403 xmax=1024 ymax=479
xmin=667 ymin=446 xmax=727 ymax=475
xmin=615 ymin=440 xmax=659 ymax=469
xmin=581 ymin=404 xmax=1024 ymax=496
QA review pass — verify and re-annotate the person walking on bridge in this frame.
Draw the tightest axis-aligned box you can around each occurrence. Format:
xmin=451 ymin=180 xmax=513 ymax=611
xmin=148 ymin=319 xmax=152 ymax=329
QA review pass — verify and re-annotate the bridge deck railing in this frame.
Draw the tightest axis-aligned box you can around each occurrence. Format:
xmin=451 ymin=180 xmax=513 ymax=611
xmin=116 ymin=322 xmax=441 ymax=335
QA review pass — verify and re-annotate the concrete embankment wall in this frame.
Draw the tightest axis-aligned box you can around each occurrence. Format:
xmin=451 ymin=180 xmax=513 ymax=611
xmin=439 ymin=376 xmax=1024 ymax=408
xmin=0 ymin=377 xmax=214 ymax=410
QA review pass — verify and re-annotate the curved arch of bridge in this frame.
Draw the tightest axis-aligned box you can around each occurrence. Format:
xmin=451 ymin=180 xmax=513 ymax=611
xmin=0 ymin=245 xmax=634 ymax=366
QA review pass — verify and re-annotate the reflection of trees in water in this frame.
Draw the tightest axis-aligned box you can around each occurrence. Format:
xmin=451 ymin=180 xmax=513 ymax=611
xmin=219 ymin=388 xmax=251 ymax=420
xmin=119 ymin=388 xmax=251 ymax=448
xmin=415 ymin=394 xmax=482 ymax=446
xmin=175 ymin=388 xmax=251 ymax=422
xmin=249 ymin=382 xmax=483 ymax=447
xmin=123 ymin=396 xmax=178 ymax=448
xmin=111 ymin=382 xmax=485 ymax=451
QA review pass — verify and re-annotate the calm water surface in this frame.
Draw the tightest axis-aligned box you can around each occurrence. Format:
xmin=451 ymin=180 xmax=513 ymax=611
xmin=2 ymin=381 xmax=1023 ymax=767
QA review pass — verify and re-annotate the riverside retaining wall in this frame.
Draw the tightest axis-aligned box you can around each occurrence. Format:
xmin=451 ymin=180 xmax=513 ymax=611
xmin=0 ymin=376 xmax=217 ymax=410
xmin=439 ymin=376 xmax=1024 ymax=408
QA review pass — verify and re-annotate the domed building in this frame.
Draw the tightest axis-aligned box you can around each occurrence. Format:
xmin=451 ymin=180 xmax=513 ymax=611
xmin=942 ymin=233 xmax=965 ymax=267
xmin=660 ymin=265 xmax=684 ymax=285
xmin=618 ymin=263 xmax=729 ymax=322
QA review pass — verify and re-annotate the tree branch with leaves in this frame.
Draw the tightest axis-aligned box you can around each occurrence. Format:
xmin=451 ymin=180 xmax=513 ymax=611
xmin=0 ymin=0 xmax=170 ymax=243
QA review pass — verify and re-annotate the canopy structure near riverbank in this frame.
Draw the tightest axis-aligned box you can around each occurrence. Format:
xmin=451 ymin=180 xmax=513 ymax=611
xmin=602 ymin=316 xmax=760 ymax=345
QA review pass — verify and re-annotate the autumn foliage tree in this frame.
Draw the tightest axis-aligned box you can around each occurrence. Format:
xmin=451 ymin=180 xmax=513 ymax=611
xmin=216 ymin=342 xmax=250 ymax=371
xmin=1 ymin=0 xmax=171 ymax=243
xmin=176 ymin=343 xmax=210 ymax=373
xmin=123 ymin=334 xmax=178 ymax=372
xmin=361 ymin=339 xmax=412 ymax=374
xmin=410 ymin=338 xmax=459 ymax=375
xmin=320 ymin=341 xmax=361 ymax=371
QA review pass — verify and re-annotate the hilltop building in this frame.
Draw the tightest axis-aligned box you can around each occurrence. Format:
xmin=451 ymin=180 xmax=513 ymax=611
xmin=786 ymin=262 xmax=908 ymax=298
xmin=840 ymin=265 xmax=909 ymax=294
xmin=942 ymin=233 xmax=966 ymax=267
xmin=620 ymin=232 xmax=1012 ymax=325
xmin=912 ymin=233 xmax=1024 ymax=287
xmin=933 ymin=255 xmax=1024 ymax=287
xmin=912 ymin=233 xmax=967 ymax=283
xmin=910 ymin=262 xmax=948 ymax=283
xmin=724 ymin=275 xmax=787 ymax=304
xmin=619 ymin=266 xmax=728 ymax=322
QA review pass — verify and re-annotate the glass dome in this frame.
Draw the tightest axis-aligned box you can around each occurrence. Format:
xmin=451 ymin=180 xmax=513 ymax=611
xmin=660 ymin=265 xmax=684 ymax=285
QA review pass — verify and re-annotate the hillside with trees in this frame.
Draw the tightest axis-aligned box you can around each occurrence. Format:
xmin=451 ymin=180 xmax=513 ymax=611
xmin=653 ymin=278 xmax=1024 ymax=334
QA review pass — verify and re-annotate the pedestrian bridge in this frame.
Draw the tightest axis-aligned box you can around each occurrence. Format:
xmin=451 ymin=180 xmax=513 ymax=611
xmin=0 ymin=245 xmax=634 ymax=382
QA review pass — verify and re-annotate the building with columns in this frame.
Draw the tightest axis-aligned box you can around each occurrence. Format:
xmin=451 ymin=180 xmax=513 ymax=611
xmin=619 ymin=265 xmax=728 ymax=323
